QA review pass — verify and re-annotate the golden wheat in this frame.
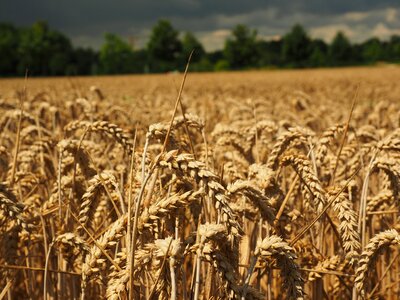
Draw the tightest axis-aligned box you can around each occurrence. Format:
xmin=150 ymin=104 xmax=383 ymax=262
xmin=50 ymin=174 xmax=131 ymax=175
xmin=0 ymin=68 xmax=399 ymax=299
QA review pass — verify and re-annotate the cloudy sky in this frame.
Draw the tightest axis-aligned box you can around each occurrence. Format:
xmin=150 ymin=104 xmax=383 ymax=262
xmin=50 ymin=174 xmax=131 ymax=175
xmin=2 ymin=0 xmax=400 ymax=51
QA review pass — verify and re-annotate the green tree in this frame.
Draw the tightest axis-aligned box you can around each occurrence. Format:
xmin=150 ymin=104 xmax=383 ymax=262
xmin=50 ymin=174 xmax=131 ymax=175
xmin=17 ymin=21 xmax=73 ymax=76
xmin=282 ymin=24 xmax=312 ymax=67
xmin=99 ymin=33 xmax=135 ymax=74
xmin=147 ymin=20 xmax=182 ymax=72
xmin=70 ymin=47 xmax=98 ymax=75
xmin=214 ymin=59 xmax=230 ymax=71
xmin=388 ymin=35 xmax=400 ymax=61
xmin=329 ymin=31 xmax=353 ymax=66
xmin=181 ymin=32 xmax=205 ymax=63
xmin=309 ymin=39 xmax=328 ymax=67
xmin=362 ymin=38 xmax=384 ymax=63
xmin=0 ymin=23 xmax=19 ymax=76
xmin=193 ymin=58 xmax=213 ymax=72
xmin=257 ymin=40 xmax=282 ymax=67
xmin=207 ymin=50 xmax=224 ymax=64
xmin=132 ymin=49 xmax=148 ymax=73
xmin=224 ymin=24 xmax=259 ymax=69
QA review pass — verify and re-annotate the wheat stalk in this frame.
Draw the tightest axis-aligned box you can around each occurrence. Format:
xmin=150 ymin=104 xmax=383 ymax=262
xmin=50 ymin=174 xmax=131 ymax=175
xmin=328 ymin=186 xmax=361 ymax=263
xmin=354 ymin=229 xmax=400 ymax=297
xmin=255 ymin=235 xmax=304 ymax=300
xmin=156 ymin=150 xmax=242 ymax=236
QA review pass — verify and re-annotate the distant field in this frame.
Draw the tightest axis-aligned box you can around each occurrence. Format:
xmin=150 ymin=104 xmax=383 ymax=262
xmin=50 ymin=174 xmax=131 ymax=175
xmin=1 ymin=65 xmax=400 ymax=100
xmin=1 ymin=65 xmax=400 ymax=299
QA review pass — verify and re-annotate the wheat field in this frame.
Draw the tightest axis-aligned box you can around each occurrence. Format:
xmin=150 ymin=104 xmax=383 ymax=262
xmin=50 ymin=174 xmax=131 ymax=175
xmin=0 ymin=66 xmax=400 ymax=299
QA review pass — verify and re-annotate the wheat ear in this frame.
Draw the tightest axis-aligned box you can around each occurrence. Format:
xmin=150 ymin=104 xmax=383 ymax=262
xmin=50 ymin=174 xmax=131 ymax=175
xmin=255 ymin=235 xmax=304 ymax=300
xmin=354 ymin=229 xmax=400 ymax=297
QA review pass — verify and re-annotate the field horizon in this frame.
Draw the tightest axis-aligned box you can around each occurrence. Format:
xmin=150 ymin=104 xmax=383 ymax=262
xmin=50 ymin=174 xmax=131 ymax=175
xmin=1 ymin=65 xmax=400 ymax=102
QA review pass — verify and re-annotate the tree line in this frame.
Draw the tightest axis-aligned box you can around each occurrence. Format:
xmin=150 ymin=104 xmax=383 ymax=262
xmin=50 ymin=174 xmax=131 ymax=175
xmin=1 ymin=20 xmax=400 ymax=76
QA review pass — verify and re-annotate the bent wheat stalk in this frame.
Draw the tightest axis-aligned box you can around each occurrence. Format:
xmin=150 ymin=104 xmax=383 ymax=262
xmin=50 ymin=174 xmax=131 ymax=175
xmin=354 ymin=229 xmax=400 ymax=298
xmin=253 ymin=235 xmax=304 ymax=300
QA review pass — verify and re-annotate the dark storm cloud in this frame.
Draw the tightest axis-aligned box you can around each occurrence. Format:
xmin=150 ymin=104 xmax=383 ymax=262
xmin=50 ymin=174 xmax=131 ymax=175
xmin=1 ymin=1 xmax=399 ymax=49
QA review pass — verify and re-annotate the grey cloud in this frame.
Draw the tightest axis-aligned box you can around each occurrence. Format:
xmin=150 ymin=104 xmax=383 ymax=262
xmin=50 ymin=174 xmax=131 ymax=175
xmin=1 ymin=0 xmax=399 ymax=50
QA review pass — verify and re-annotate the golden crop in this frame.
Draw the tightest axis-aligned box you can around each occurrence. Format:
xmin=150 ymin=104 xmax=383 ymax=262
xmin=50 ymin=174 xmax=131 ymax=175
xmin=0 ymin=67 xmax=399 ymax=299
